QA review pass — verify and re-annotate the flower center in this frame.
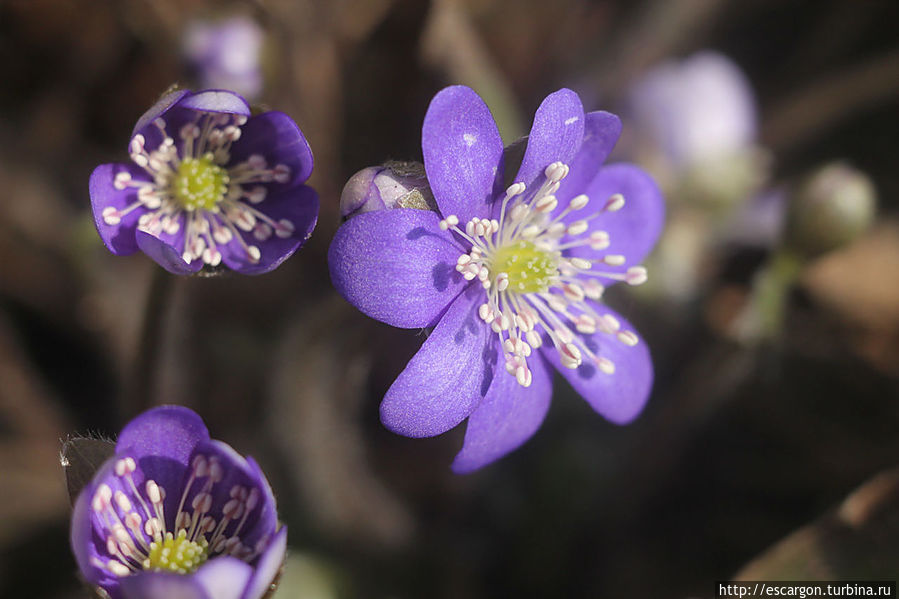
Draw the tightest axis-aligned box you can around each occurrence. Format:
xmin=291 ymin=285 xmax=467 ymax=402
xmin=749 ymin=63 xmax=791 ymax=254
xmin=145 ymin=530 xmax=209 ymax=574
xmin=439 ymin=161 xmax=650 ymax=388
xmin=173 ymin=154 xmax=229 ymax=211
xmin=489 ymin=240 xmax=556 ymax=294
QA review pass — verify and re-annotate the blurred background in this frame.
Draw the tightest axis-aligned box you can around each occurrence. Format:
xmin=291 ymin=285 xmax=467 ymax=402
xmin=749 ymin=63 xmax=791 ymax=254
xmin=1 ymin=0 xmax=898 ymax=597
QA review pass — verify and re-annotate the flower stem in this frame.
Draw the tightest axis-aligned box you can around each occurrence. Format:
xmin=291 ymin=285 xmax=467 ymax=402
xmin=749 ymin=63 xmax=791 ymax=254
xmin=125 ymin=267 xmax=172 ymax=419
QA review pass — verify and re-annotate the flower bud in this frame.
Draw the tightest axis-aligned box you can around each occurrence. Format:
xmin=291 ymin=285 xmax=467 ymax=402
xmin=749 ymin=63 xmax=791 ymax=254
xmin=340 ymin=162 xmax=436 ymax=219
xmin=783 ymin=162 xmax=876 ymax=258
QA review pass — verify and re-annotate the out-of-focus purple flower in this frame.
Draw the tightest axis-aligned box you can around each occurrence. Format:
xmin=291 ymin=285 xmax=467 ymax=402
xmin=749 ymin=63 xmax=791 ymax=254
xmin=70 ymin=406 xmax=286 ymax=599
xmin=340 ymin=162 xmax=435 ymax=219
xmin=89 ymin=89 xmax=318 ymax=275
xmin=329 ymin=86 xmax=664 ymax=472
xmin=629 ymin=51 xmax=757 ymax=170
xmin=183 ymin=17 xmax=265 ymax=100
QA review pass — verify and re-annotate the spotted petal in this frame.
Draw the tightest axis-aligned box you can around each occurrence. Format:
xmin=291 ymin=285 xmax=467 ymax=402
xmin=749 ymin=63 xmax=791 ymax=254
xmin=381 ymin=286 xmax=494 ymax=437
xmin=543 ymin=303 xmax=653 ymax=424
xmin=218 ymin=184 xmax=318 ymax=275
xmin=422 ymin=85 xmax=504 ymax=223
xmin=90 ymin=163 xmax=152 ymax=256
xmin=328 ymin=208 xmax=469 ymax=329
xmin=241 ymin=526 xmax=287 ymax=599
xmin=566 ymin=163 xmax=665 ymax=282
xmin=514 ymin=88 xmax=585 ymax=188
xmin=451 ymin=353 xmax=553 ymax=473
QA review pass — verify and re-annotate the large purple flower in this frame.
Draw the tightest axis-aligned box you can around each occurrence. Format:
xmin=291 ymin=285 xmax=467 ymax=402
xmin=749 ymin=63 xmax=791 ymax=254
xmin=328 ymin=86 xmax=664 ymax=472
xmin=70 ymin=406 xmax=286 ymax=599
xmin=90 ymin=89 xmax=318 ymax=275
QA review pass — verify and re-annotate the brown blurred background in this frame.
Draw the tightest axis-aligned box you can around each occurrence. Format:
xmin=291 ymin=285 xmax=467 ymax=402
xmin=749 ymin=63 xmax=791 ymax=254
xmin=1 ymin=0 xmax=898 ymax=597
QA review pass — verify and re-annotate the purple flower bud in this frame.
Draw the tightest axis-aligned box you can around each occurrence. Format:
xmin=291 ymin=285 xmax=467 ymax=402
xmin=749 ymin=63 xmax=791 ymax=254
xmin=784 ymin=162 xmax=876 ymax=258
xmin=339 ymin=162 xmax=435 ymax=219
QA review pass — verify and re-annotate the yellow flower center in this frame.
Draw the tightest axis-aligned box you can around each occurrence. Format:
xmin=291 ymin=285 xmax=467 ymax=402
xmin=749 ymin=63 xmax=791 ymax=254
xmin=490 ymin=240 xmax=557 ymax=294
xmin=173 ymin=154 xmax=229 ymax=211
xmin=144 ymin=530 xmax=209 ymax=574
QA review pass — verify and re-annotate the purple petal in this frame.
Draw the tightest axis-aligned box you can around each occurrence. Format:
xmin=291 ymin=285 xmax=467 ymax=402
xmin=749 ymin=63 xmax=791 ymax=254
xmin=328 ymin=208 xmax=469 ymax=329
xmin=90 ymin=163 xmax=152 ymax=255
xmin=514 ymin=88 xmax=585 ymax=187
xmin=116 ymin=406 xmax=210 ymax=466
xmin=381 ymin=286 xmax=494 ymax=437
xmin=70 ymin=480 xmax=119 ymax=593
xmin=135 ymin=229 xmax=203 ymax=275
xmin=451 ymin=354 xmax=553 ymax=473
xmin=241 ymin=526 xmax=287 ymax=599
xmin=422 ymin=85 xmax=504 ymax=222
xmin=179 ymin=90 xmax=251 ymax=117
xmin=193 ymin=557 xmax=253 ymax=599
xmin=554 ymin=111 xmax=622 ymax=206
xmin=119 ymin=571 xmax=209 ymax=599
xmin=219 ymin=185 xmax=318 ymax=275
xmin=187 ymin=440 xmax=277 ymax=550
xmin=544 ymin=303 xmax=653 ymax=424
xmin=567 ymin=163 xmax=664 ymax=282
xmin=229 ymin=111 xmax=314 ymax=187
xmin=131 ymin=89 xmax=192 ymax=139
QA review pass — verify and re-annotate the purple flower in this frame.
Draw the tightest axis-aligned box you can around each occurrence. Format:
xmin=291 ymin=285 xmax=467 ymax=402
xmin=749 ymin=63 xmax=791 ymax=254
xmin=629 ymin=51 xmax=757 ymax=169
xmin=183 ymin=16 xmax=265 ymax=100
xmin=70 ymin=406 xmax=286 ymax=599
xmin=90 ymin=89 xmax=318 ymax=275
xmin=328 ymin=86 xmax=664 ymax=472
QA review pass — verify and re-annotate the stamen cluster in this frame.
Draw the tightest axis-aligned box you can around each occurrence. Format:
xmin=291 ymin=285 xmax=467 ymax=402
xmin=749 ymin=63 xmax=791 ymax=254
xmin=103 ymin=112 xmax=296 ymax=267
xmin=89 ymin=455 xmax=264 ymax=578
xmin=439 ymin=162 xmax=647 ymax=388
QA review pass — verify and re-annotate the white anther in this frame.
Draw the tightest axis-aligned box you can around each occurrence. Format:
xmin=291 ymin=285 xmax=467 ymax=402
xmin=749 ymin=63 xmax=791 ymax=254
xmin=92 ymin=485 xmax=112 ymax=512
xmin=597 ymin=357 xmax=616 ymax=374
xmin=625 ymin=266 xmax=648 ymax=285
xmin=113 ymin=171 xmax=132 ymax=190
xmin=506 ymin=182 xmax=526 ymax=197
xmin=176 ymin=512 xmax=192 ymax=530
xmin=546 ymin=294 xmax=567 ymax=312
xmin=246 ymin=488 xmax=260 ymax=511
xmin=491 ymin=219 xmax=500 ymax=233
xmin=599 ymin=314 xmax=621 ymax=335
xmin=247 ymin=246 xmax=261 ymax=263
xmin=223 ymin=125 xmax=241 ymax=142
xmin=569 ymin=194 xmax=589 ymax=210
xmin=526 ymin=330 xmax=543 ymax=349
xmin=617 ymin=330 xmax=639 ymax=346
xmin=465 ymin=220 xmax=475 ymax=237
xmin=125 ymin=512 xmax=142 ymax=530
xmin=114 ymin=491 xmax=132 ymax=512
xmin=192 ymin=455 xmax=209 ymax=477
xmin=202 ymin=248 xmax=222 ymax=267
xmin=603 ymin=254 xmax=626 ymax=266
xmin=521 ymin=225 xmax=542 ymax=239
xmin=274 ymin=164 xmax=290 ymax=183
xmin=146 ymin=480 xmax=162 ymax=504
xmin=108 ymin=560 xmax=131 ymax=577
xmin=605 ymin=193 xmax=625 ymax=212
xmin=560 ymin=343 xmax=582 ymax=368
xmin=129 ymin=134 xmax=145 ymax=154
xmin=574 ymin=314 xmax=597 ymax=334
xmin=246 ymin=186 xmax=266 ymax=204
xmin=446 ymin=215 xmax=459 ymax=227
xmin=535 ymin=195 xmax=558 ymax=213
xmin=102 ymin=207 xmax=121 ymax=225
xmin=457 ymin=254 xmax=471 ymax=266
xmin=192 ymin=492 xmax=213 ymax=514
xmin=144 ymin=517 xmax=161 ymax=537
xmin=208 ymin=458 xmax=223 ymax=482
xmin=567 ymin=220 xmax=588 ymax=236
xmin=515 ymin=365 xmax=533 ymax=387
xmin=562 ymin=283 xmax=585 ymax=302
xmin=569 ymin=257 xmax=592 ymax=270
xmin=247 ymin=154 xmax=267 ymax=170
xmin=584 ymin=280 xmax=605 ymax=300
xmin=509 ymin=204 xmax=529 ymax=222
xmin=223 ymin=499 xmax=244 ymax=520
xmin=496 ymin=274 xmax=509 ymax=292
xmin=546 ymin=222 xmax=567 ymax=238
xmin=478 ymin=303 xmax=494 ymax=323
